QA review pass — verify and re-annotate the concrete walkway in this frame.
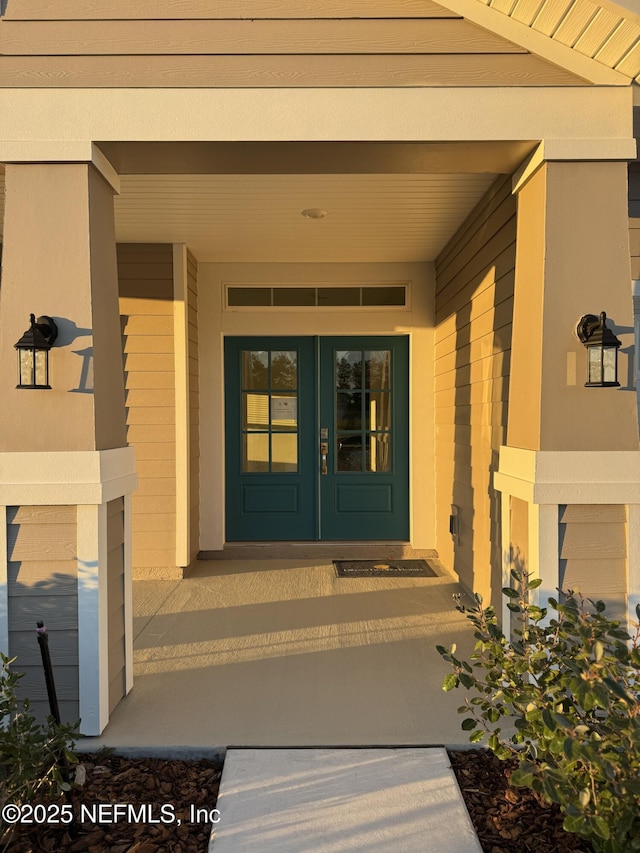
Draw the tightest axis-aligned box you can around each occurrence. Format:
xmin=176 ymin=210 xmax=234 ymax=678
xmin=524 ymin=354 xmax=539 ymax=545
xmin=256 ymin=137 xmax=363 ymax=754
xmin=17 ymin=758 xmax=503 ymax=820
xmin=210 ymin=748 xmax=482 ymax=852
xmin=83 ymin=560 xmax=484 ymax=851
xmin=86 ymin=559 xmax=479 ymax=748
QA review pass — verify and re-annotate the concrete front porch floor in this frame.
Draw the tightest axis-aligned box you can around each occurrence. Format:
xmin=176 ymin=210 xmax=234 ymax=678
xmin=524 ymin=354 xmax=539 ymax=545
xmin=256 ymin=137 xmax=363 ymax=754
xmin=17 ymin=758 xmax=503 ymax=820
xmin=210 ymin=748 xmax=482 ymax=852
xmin=85 ymin=559 xmax=479 ymax=749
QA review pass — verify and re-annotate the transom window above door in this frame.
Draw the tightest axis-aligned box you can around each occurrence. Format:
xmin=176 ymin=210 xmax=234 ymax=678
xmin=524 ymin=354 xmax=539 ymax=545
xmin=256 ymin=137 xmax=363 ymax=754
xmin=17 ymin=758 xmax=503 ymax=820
xmin=225 ymin=284 xmax=408 ymax=309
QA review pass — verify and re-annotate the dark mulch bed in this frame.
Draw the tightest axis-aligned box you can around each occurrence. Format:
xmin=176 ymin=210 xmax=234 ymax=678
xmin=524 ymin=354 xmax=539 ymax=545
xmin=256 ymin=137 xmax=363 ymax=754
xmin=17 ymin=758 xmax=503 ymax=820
xmin=449 ymin=748 xmax=593 ymax=853
xmin=4 ymin=749 xmax=593 ymax=852
xmin=3 ymin=754 xmax=223 ymax=853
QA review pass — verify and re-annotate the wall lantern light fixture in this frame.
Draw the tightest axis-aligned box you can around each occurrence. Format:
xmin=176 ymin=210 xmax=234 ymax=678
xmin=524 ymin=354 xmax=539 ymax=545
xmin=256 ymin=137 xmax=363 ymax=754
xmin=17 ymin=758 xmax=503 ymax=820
xmin=14 ymin=314 xmax=58 ymax=389
xmin=576 ymin=311 xmax=621 ymax=387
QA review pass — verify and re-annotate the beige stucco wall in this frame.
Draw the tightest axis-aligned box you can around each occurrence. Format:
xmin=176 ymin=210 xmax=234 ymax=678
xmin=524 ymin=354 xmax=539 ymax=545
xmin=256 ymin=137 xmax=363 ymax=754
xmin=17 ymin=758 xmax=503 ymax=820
xmin=509 ymin=161 xmax=637 ymax=451
xmin=199 ymin=261 xmax=435 ymax=550
xmin=0 ymin=163 xmax=126 ymax=452
xmin=434 ymin=175 xmax=516 ymax=602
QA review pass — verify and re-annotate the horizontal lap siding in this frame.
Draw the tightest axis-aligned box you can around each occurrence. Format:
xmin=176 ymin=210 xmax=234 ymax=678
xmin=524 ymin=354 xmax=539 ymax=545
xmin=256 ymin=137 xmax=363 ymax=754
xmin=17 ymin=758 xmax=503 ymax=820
xmin=6 ymin=506 xmax=79 ymax=725
xmin=559 ymin=504 xmax=627 ymax=623
xmin=119 ymin=244 xmax=177 ymax=571
xmin=187 ymin=250 xmax=200 ymax=563
xmin=434 ymin=175 xmax=516 ymax=604
xmin=630 ymin=165 xmax=640 ymax=280
xmin=0 ymin=3 xmax=583 ymax=87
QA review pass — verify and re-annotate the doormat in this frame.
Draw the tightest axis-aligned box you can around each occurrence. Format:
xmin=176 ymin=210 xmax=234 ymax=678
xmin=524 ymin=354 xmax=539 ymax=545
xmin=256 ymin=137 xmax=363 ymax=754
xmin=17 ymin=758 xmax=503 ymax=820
xmin=334 ymin=559 xmax=437 ymax=577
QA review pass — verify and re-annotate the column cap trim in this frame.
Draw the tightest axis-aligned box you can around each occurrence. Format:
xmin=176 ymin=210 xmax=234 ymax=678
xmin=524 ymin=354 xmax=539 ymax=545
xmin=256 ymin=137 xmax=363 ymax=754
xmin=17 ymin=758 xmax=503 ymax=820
xmin=0 ymin=142 xmax=119 ymax=192
xmin=494 ymin=447 xmax=640 ymax=504
xmin=513 ymin=138 xmax=638 ymax=194
xmin=0 ymin=447 xmax=137 ymax=505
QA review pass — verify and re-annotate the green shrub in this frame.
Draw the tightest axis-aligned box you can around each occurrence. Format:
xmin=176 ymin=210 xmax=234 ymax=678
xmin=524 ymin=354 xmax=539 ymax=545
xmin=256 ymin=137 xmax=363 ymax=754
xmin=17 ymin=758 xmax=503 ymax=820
xmin=437 ymin=572 xmax=640 ymax=853
xmin=0 ymin=653 xmax=78 ymax=849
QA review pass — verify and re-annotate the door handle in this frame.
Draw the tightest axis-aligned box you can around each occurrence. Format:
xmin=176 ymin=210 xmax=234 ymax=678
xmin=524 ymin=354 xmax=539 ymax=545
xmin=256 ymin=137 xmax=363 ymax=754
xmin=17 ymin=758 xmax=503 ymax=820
xmin=320 ymin=442 xmax=328 ymax=475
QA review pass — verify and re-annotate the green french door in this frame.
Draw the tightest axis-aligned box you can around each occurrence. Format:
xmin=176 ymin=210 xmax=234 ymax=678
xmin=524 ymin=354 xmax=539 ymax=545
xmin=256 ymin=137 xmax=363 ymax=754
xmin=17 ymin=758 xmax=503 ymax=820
xmin=224 ymin=335 xmax=409 ymax=541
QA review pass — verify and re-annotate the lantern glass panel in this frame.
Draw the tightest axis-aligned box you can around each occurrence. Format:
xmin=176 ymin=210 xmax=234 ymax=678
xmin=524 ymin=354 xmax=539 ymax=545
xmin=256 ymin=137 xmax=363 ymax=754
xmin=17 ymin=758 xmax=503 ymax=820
xmin=588 ymin=346 xmax=602 ymax=384
xmin=19 ymin=349 xmax=34 ymax=386
xmin=602 ymin=347 xmax=617 ymax=384
xmin=35 ymin=349 xmax=48 ymax=386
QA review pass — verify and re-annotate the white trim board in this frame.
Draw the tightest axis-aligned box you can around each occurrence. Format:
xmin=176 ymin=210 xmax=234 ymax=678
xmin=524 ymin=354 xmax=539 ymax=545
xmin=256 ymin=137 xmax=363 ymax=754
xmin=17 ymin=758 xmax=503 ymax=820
xmin=494 ymin=447 xmax=640 ymax=504
xmin=0 ymin=448 xmax=137 ymax=505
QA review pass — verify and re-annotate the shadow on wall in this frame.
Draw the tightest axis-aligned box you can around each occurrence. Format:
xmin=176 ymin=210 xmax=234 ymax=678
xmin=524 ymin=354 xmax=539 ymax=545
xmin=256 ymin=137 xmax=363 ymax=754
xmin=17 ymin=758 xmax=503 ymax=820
xmin=5 ymin=569 xmax=81 ymax=728
xmin=437 ymin=174 xmax=516 ymax=612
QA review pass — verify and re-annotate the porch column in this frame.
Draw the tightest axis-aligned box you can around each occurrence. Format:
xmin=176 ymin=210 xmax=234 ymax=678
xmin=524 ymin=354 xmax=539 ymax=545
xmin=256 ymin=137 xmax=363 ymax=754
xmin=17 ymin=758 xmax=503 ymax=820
xmin=0 ymin=161 xmax=137 ymax=734
xmin=495 ymin=158 xmax=640 ymax=631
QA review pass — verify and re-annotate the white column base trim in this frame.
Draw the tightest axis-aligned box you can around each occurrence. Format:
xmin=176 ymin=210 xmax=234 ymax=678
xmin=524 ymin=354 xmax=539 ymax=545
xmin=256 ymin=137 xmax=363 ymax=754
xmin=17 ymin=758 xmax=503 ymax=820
xmin=0 ymin=447 xmax=137 ymax=733
xmin=627 ymin=505 xmax=640 ymax=635
xmin=77 ymin=504 xmax=110 ymax=736
xmin=123 ymin=493 xmax=134 ymax=695
xmin=495 ymin=446 xmax=640 ymax=634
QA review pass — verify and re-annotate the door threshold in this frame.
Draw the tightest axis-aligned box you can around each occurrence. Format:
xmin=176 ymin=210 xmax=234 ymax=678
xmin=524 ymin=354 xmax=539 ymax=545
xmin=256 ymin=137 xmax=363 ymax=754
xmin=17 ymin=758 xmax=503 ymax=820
xmin=200 ymin=543 xmax=438 ymax=561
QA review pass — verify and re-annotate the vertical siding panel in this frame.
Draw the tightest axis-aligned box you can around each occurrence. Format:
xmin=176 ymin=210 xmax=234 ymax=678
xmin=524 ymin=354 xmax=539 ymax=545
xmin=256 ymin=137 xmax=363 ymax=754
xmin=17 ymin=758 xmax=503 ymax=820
xmin=434 ymin=175 xmax=516 ymax=605
xmin=107 ymin=496 xmax=125 ymax=713
xmin=187 ymin=249 xmax=200 ymax=562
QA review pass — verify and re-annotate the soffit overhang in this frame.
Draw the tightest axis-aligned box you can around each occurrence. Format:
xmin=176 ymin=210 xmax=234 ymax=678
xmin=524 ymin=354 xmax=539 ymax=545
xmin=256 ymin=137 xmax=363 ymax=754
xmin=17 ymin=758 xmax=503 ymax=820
xmin=435 ymin=0 xmax=640 ymax=85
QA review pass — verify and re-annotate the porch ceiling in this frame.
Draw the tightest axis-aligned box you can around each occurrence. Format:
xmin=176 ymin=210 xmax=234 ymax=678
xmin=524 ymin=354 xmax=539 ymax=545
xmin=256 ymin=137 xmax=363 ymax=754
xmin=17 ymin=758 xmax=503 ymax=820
xmin=0 ymin=141 xmax=535 ymax=263
xmin=113 ymin=172 xmax=498 ymax=263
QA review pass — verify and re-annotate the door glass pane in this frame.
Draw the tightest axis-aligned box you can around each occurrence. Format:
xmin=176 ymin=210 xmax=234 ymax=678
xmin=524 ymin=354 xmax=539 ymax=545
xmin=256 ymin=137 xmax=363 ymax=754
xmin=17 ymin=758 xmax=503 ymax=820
xmin=243 ymin=433 xmax=269 ymax=472
xmin=271 ymin=394 xmax=297 ymax=430
xmin=242 ymin=351 xmax=268 ymax=389
xmin=243 ymin=393 xmax=269 ymax=430
xmin=367 ymin=434 xmax=391 ymax=472
xmin=366 ymin=391 xmax=391 ymax=431
xmin=271 ymin=351 xmax=297 ymax=389
xmin=336 ymin=392 xmax=361 ymax=430
xmin=336 ymin=351 xmax=362 ymax=389
xmin=272 ymin=434 xmax=298 ymax=472
xmin=337 ymin=434 xmax=362 ymax=471
xmin=365 ymin=350 xmax=391 ymax=389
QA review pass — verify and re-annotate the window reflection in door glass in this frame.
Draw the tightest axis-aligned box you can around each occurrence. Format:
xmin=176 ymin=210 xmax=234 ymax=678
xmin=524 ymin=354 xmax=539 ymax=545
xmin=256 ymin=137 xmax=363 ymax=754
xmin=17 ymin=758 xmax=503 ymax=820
xmin=365 ymin=351 xmax=391 ymax=389
xmin=336 ymin=434 xmax=362 ymax=471
xmin=243 ymin=433 xmax=269 ymax=472
xmin=271 ymin=351 xmax=297 ymax=389
xmin=367 ymin=434 xmax=391 ymax=472
xmin=365 ymin=391 xmax=391 ymax=431
xmin=270 ymin=394 xmax=297 ymax=430
xmin=336 ymin=392 xmax=362 ymax=430
xmin=336 ymin=351 xmax=362 ymax=389
xmin=242 ymin=351 xmax=269 ymax=389
xmin=243 ymin=393 xmax=269 ymax=430
xmin=272 ymin=434 xmax=298 ymax=472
